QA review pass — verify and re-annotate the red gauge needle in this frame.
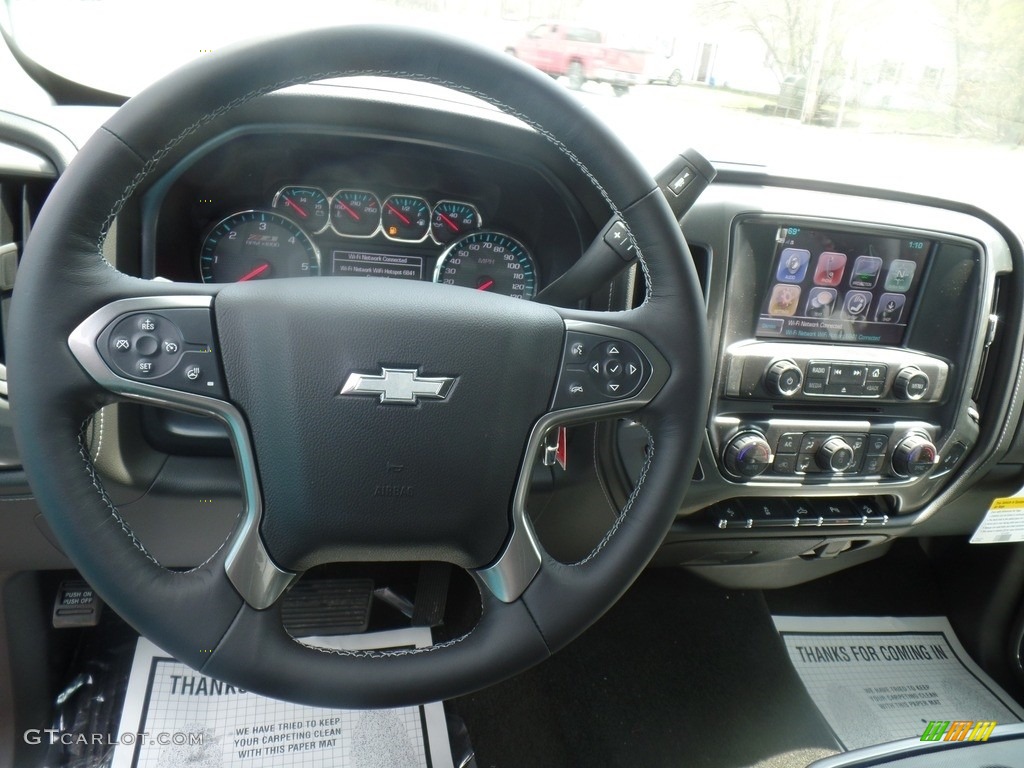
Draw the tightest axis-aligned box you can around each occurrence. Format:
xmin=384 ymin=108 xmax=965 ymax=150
xmin=282 ymin=197 xmax=308 ymax=218
xmin=438 ymin=212 xmax=459 ymax=232
xmin=386 ymin=203 xmax=411 ymax=225
xmin=336 ymin=200 xmax=361 ymax=220
xmin=477 ymin=279 xmax=495 ymax=291
xmin=238 ymin=263 xmax=270 ymax=281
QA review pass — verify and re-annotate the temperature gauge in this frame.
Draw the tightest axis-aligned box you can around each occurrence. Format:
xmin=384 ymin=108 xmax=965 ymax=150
xmin=382 ymin=195 xmax=430 ymax=242
xmin=331 ymin=190 xmax=381 ymax=238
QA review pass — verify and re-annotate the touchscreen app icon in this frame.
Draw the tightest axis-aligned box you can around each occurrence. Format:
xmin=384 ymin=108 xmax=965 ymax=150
xmin=874 ymin=293 xmax=906 ymax=323
xmin=842 ymin=290 xmax=872 ymax=319
xmin=768 ymin=284 xmax=801 ymax=316
xmin=885 ymin=259 xmax=917 ymax=292
xmin=813 ymin=252 xmax=847 ymax=286
xmin=805 ymin=287 xmax=837 ymax=318
xmin=776 ymin=248 xmax=810 ymax=283
xmin=850 ymin=255 xmax=882 ymax=288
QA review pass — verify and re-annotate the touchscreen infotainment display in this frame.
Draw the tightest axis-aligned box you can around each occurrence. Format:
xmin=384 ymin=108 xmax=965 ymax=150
xmin=755 ymin=226 xmax=932 ymax=345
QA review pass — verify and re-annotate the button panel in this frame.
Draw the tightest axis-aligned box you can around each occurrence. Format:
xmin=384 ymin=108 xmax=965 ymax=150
xmin=707 ymin=497 xmax=891 ymax=529
xmin=767 ymin=430 xmax=890 ymax=477
xmin=553 ymin=331 xmax=650 ymax=409
xmin=97 ymin=309 xmax=226 ymax=398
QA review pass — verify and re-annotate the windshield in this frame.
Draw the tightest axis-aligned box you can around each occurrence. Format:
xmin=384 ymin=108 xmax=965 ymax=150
xmin=3 ymin=0 xmax=1022 ymax=204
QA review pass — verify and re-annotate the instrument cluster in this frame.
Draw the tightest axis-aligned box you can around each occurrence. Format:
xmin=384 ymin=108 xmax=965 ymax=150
xmin=198 ymin=185 xmax=538 ymax=300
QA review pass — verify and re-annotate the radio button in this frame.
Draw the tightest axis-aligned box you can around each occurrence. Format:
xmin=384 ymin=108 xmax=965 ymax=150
xmin=866 ymin=365 xmax=888 ymax=382
xmin=765 ymin=360 xmax=803 ymax=397
xmin=894 ymin=367 xmax=930 ymax=400
xmin=804 ymin=379 xmax=826 ymax=394
xmin=830 ymin=365 xmax=867 ymax=385
xmin=807 ymin=362 xmax=830 ymax=379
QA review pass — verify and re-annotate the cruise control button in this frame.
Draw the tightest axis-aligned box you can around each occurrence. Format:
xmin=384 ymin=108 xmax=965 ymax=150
xmin=112 ymin=336 xmax=131 ymax=352
xmin=163 ymin=340 xmax=180 ymax=354
xmin=136 ymin=360 xmax=155 ymax=375
xmin=135 ymin=335 xmax=159 ymax=356
xmin=137 ymin=316 xmax=158 ymax=332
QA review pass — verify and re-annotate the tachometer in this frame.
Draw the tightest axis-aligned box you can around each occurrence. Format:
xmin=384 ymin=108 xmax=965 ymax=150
xmin=272 ymin=186 xmax=330 ymax=233
xmin=199 ymin=210 xmax=320 ymax=283
xmin=433 ymin=231 xmax=537 ymax=300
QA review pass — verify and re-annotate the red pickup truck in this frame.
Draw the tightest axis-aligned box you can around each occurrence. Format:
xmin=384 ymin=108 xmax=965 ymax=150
xmin=506 ymin=22 xmax=650 ymax=96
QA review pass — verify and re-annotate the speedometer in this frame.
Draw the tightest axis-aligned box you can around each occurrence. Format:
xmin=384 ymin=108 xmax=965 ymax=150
xmin=433 ymin=231 xmax=537 ymax=300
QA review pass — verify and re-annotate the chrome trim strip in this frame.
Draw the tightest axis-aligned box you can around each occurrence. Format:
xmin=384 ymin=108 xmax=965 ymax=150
xmin=807 ymin=723 xmax=1024 ymax=767
xmin=475 ymin=318 xmax=670 ymax=602
xmin=67 ymin=295 xmax=295 ymax=610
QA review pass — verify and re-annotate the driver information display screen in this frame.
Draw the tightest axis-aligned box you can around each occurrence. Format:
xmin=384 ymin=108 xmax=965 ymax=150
xmin=755 ymin=226 xmax=932 ymax=345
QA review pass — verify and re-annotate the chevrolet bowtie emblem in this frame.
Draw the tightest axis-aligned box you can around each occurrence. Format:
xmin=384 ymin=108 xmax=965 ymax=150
xmin=339 ymin=368 xmax=455 ymax=405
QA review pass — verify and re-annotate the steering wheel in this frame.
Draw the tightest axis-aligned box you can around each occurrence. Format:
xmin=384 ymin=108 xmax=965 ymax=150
xmin=7 ymin=26 xmax=709 ymax=708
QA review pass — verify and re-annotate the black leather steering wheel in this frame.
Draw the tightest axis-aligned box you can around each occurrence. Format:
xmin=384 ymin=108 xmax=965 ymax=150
xmin=7 ymin=26 xmax=709 ymax=708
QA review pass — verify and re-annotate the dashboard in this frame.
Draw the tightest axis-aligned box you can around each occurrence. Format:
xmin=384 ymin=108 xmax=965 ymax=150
xmin=1 ymin=82 xmax=1023 ymax=589
xmin=146 ymin=129 xmax=595 ymax=301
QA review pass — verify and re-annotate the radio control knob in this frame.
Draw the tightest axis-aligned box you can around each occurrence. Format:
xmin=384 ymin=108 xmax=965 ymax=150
xmin=817 ymin=437 xmax=856 ymax=473
xmin=723 ymin=433 xmax=772 ymax=478
xmin=765 ymin=360 xmax=803 ymax=397
xmin=892 ymin=434 xmax=938 ymax=477
xmin=894 ymin=367 xmax=930 ymax=401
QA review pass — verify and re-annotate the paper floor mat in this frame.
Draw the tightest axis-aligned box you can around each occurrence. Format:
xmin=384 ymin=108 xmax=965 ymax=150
xmin=773 ymin=615 xmax=1024 ymax=751
xmin=109 ymin=628 xmax=454 ymax=768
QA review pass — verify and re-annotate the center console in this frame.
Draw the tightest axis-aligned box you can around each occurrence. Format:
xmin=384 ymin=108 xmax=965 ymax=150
xmin=702 ymin=211 xmax=990 ymax=521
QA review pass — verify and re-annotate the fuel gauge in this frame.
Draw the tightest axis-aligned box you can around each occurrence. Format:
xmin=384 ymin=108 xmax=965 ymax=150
xmin=382 ymin=195 xmax=431 ymax=242
xmin=431 ymin=200 xmax=481 ymax=245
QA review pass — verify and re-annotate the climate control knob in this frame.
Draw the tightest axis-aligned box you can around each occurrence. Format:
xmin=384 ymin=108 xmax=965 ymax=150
xmin=893 ymin=367 xmax=930 ymax=401
xmin=765 ymin=360 xmax=803 ymax=397
xmin=817 ymin=437 xmax=856 ymax=473
xmin=723 ymin=433 xmax=773 ymax=478
xmin=891 ymin=434 xmax=938 ymax=477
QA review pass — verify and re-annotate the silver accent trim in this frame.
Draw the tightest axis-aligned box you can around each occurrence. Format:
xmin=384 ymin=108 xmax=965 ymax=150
xmin=339 ymin=367 xmax=454 ymax=405
xmin=724 ymin=342 xmax=949 ymax=402
xmin=67 ymin=296 xmax=296 ymax=610
xmin=475 ymin=318 xmax=669 ymax=602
